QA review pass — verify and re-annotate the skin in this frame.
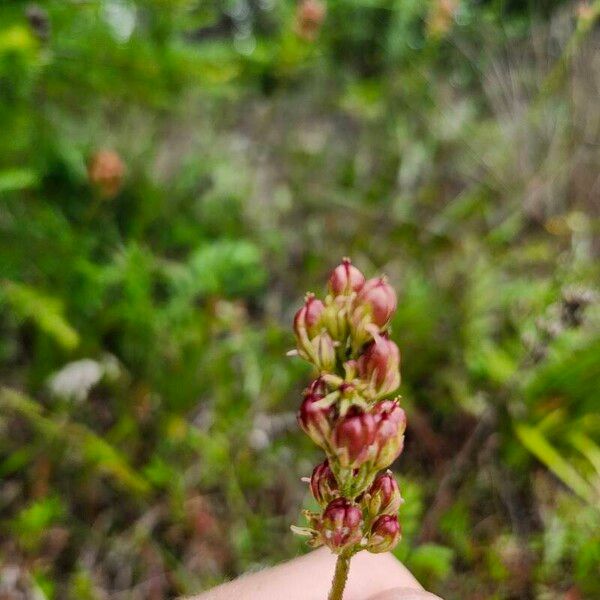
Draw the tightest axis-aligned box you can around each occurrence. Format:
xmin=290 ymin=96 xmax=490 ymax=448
xmin=190 ymin=547 xmax=442 ymax=600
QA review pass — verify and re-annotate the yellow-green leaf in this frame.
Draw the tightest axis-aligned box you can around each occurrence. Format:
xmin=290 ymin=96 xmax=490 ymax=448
xmin=515 ymin=423 xmax=596 ymax=505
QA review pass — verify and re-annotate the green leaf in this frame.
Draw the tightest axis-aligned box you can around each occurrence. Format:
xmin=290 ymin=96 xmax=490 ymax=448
xmin=0 ymin=446 xmax=35 ymax=477
xmin=0 ymin=388 xmax=150 ymax=496
xmin=568 ymin=431 xmax=600 ymax=477
xmin=12 ymin=496 xmax=65 ymax=551
xmin=515 ymin=423 xmax=596 ymax=504
xmin=0 ymin=168 xmax=38 ymax=193
xmin=2 ymin=281 xmax=79 ymax=350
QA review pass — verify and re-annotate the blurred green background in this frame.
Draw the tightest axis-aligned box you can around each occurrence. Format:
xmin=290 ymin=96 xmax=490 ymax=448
xmin=0 ymin=1 xmax=599 ymax=598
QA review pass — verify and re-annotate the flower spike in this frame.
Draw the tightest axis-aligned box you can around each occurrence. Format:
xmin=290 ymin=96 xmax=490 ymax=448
xmin=290 ymin=259 xmax=405 ymax=599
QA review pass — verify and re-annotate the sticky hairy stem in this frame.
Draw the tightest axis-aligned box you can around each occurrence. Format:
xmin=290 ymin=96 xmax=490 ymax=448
xmin=328 ymin=552 xmax=352 ymax=600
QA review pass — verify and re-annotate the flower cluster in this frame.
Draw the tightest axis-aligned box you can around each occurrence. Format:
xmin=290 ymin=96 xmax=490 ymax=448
xmin=291 ymin=259 xmax=405 ymax=556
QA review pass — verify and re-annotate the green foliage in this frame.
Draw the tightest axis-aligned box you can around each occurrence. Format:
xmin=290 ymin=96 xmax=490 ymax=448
xmin=0 ymin=1 xmax=598 ymax=598
xmin=12 ymin=496 xmax=65 ymax=552
xmin=186 ymin=240 xmax=267 ymax=298
xmin=409 ymin=543 xmax=455 ymax=587
xmin=515 ymin=423 xmax=596 ymax=505
xmin=2 ymin=281 xmax=80 ymax=350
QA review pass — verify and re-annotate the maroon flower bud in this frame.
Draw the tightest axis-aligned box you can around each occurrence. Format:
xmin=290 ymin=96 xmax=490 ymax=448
xmin=310 ymin=459 xmax=339 ymax=506
xmin=294 ymin=293 xmax=326 ymax=363
xmin=297 ymin=379 xmax=333 ymax=449
xmin=318 ymin=498 xmax=363 ymax=552
xmin=355 ymin=277 xmax=397 ymax=328
xmin=329 ymin=258 xmax=366 ymax=296
xmin=366 ymin=471 xmax=403 ymax=517
xmin=332 ymin=407 xmax=376 ymax=468
xmin=372 ymin=400 xmax=406 ymax=470
xmin=357 ymin=334 xmax=401 ymax=398
xmin=367 ymin=514 xmax=401 ymax=553
xmin=294 ymin=293 xmax=324 ymax=340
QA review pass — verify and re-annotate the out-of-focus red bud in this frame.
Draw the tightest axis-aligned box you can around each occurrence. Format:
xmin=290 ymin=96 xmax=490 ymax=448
xmin=366 ymin=471 xmax=403 ymax=517
xmin=297 ymin=379 xmax=333 ymax=449
xmin=357 ymin=334 xmax=400 ymax=398
xmin=329 ymin=258 xmax=366 ymax=296
xmin=310 ymin=459 xmax=339 ymax=506
xmin=88 ymin=149 xmax=125 ymax=198
xmin=296 ymin=0 xmax=326 ymax=42
xmin=367 ymin=514 xmax=401 ymax=553
xmin=318 ymin=498 xmax=363 ymax=552
xmin=355 ymin=277 xmax=397 ymax=328
xmin=333 ymin=407 xmax=376 ymax=468
xmin=294 ymin=293 xmax=324 ymax=340
xmin=427 ymin=0 xmax=458 ymax=38
xmin=372 ymin=400 xmax=406 ymax=470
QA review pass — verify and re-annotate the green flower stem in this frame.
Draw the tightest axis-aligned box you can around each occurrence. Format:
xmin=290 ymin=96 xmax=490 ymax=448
xmin=328 ymin=551 xmax=352 ymax=600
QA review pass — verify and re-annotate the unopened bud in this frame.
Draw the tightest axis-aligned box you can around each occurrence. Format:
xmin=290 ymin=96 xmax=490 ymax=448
xmin=427 ymin=0 xmax=458 ymax=38
xmin=294 ymin=293 xmax=324 ymax=340
xmin=310 ymin=331 xmax=336 ymax=372
xmin=88 ymin=150 xmax=125 ymax=198
xmin=354 ymin=277 xmax=397 ymax=328
xmin=320 ymin=296 xmax=349 ymax=342
xmin=329 ymin=258 xmax=366 ymax=296
xmin=357 ymin=334 xmax=400 ymax=398
xmin=367 ymin=514 xmax=401 ymax=553
xmin=310 ymin=459 xmax=339 ymax=506
xmin=332 ymin=407 xmax=376 ymax=468
xmin=297 ymin=379 xmax=333 ymax=449
xmin=294 ymin=293 xmax=325 ymax=362
xmin=372 ymin=400 xmax=406 ymax=470
xmin=366 ymin=471 xmax=403 ymax=517
xmin=295 ymin=0 xmax=326 ymax=42
xmin=294 ymin=294 xmax=325 ymax=363
xmin=318 ymin=498 xmax=363 ymax=553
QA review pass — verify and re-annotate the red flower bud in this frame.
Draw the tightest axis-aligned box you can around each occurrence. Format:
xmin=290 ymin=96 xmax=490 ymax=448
xmin=355 ymin=277 xmax=397 ymax=327
xmin=366 ymin=471 xmax=403 ymax=517
xmin=367 ymin=514 xmax=401 ymax=553
xmin=297 ymin=379 xmax=333 ymax=449
xmin=372 ymin=400 xmax=406 ymax=470
xmin=294 ymin=293 xmax=324 ymax=340
xmin=332 ymin=407 xmax=376 ymax=468
xmin=294 ymin=294 xmax=327 ymax=364
xmin=357 ymin=334 xmax=401 ymax=398
xmin=328 ymin=258 xmax=366 ymax=296
xmin=318 ymin=498 xmax=363 ymax=552
xmin=310 ymin=459 xmax=339 ymax=506
xmin=295 ymin=0 xmax=326 ymax=42
xmin=88 ymin=149 xmax=125 ymax=199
